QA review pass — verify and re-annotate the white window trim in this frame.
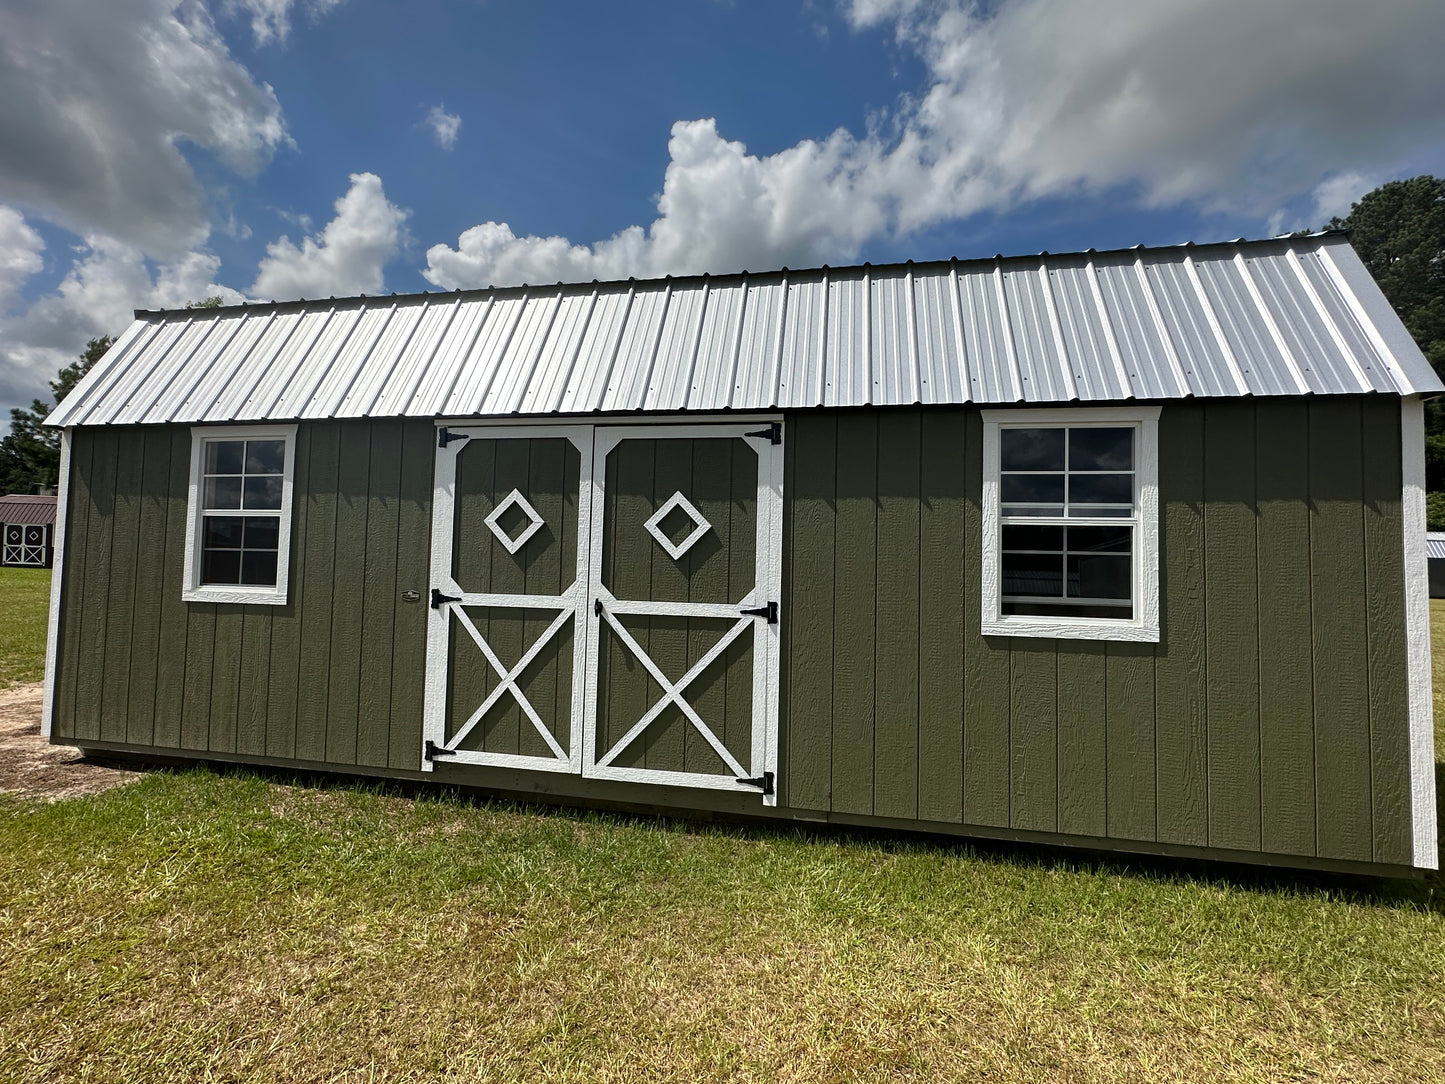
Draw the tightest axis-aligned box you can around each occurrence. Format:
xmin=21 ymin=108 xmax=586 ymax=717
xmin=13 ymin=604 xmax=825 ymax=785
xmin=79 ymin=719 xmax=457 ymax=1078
xmin=981 ymin=406 xmax=1160 ymax=643
xmin=182 ymin=424 xmax=298 ymax=605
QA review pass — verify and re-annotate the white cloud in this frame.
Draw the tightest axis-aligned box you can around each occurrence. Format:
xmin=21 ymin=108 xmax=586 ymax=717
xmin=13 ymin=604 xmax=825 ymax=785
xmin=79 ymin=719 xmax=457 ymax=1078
xmin=425 ymin=105 xmax=462 ymax=152
xmin=0 ymin=206 xmax=44 ymax=313
xmin=251 ymin=173 xmax=410 ymax=299
xmin=222 ymin=0 xmax=348 ymax=46
xmin=0 ymin=0 xmax=288 ymax=258
xmin=0 ymin=237 xmax=244 ymax=418
xmin=425 ymin=0 xmax=1445 ymax=289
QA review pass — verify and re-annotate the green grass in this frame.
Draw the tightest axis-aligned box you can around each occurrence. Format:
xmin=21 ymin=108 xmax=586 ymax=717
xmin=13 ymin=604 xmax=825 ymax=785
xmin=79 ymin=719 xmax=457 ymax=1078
xmin=0 ymin=567 xmax=50 ymax=687
xmin=0 ymin=583 xmax=1442 ymax=1079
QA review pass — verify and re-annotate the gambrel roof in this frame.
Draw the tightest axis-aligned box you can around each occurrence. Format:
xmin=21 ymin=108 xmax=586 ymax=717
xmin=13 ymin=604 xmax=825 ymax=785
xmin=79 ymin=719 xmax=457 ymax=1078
xmin=49 ymin=232 xmax=1442 ymax=428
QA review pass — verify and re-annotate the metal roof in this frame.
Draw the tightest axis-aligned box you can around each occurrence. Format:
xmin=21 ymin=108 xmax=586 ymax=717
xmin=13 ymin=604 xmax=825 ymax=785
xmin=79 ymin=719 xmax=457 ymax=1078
xmin=1427 ymin=533 xmax=1445 ymax=562
xmin=48 ymin=232 xmax=1442 ymax=428
xmin=0 ymin=494 xmax=57 ymax=525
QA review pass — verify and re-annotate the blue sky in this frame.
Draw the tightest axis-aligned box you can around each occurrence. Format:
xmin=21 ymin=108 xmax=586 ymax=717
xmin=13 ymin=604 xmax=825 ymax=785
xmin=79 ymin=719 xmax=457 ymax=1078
xmin=3 ymin=0 xmax=1445 ymax=426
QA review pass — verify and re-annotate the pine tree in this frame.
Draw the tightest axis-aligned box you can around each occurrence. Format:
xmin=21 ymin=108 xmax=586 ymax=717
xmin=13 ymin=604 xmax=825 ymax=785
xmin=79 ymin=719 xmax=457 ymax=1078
xmin=0 ymin=336 xmax=113 ymax=494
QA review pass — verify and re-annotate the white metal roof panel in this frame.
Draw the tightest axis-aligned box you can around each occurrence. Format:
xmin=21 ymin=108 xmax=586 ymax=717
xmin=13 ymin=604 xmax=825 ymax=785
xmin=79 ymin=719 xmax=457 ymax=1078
xmin=49 ymin=233 xmax=1442 ymax=429
xmin=1427 ymin=533 xmax=1445 ymax=562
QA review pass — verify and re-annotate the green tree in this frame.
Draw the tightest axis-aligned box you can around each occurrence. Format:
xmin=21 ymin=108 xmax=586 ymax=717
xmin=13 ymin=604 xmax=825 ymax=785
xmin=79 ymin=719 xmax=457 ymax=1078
xmin=1332 ymin=176 xmax=1445 ymax=492
xmin=0 ymin=336 xmax=113 ymax=494
xmin=186 ymin=296 xmax=225 ymax=309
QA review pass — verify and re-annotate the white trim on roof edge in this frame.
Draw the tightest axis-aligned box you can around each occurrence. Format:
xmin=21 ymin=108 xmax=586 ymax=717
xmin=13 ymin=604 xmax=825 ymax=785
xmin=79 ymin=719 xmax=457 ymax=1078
xmin=1401 ymin=397 xmax=1439 ymax=869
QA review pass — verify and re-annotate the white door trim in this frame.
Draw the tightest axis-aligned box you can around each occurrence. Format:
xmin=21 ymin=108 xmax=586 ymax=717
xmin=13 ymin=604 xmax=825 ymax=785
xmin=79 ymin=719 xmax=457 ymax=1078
xmin=581 ymin=422 xmax=783 ymax=805
xmin=422 ymin=423 xmax=594 ymax=774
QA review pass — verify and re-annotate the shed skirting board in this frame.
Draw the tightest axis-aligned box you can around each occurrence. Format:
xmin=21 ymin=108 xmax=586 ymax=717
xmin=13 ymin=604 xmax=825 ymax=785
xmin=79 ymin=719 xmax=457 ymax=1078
xmin=1401 ymin=398 xmax=1439 ymax=869
xmin=52 ymin=737 xmax=1426 ymax=879
xmin=40 ymin=428 xmax=71 ymax=739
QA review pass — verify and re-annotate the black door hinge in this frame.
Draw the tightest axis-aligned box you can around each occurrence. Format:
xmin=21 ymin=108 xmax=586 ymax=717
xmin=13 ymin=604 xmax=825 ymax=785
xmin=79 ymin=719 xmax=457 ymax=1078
xmin=740 ymin=600 xmax=778 ymax=624
xmin=424 ymin=740 xmax=459 ymax=761
xmin=594 ymin=597 xmax=604 ymax=616
xmin=737 ymin=771 xmax=774 ymax=795
xmin=745 ymin=421 xmax=782 ymax=445
xmin=438 ymin=426 xmax=469 ymax=448
xmin=431 ymin=587 xmax=462 ymax=609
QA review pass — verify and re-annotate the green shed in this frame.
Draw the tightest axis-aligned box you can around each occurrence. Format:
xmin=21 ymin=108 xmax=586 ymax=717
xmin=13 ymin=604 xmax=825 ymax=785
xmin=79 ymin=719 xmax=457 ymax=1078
xmin=42 ymin=233 xmax=1441 ymax=874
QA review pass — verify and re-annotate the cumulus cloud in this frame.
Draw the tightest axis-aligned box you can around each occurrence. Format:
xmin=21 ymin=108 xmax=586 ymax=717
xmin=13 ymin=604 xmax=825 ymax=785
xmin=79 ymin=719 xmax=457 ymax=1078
xmin=426 ymin=0 xmax=1445 ymax=289
xmin=0 ymin=0 xmax=288 ymax=259
xmin=222 ymin=0 xmax=348 ymax=46
xmin=425 ymin=105 xmax=462 ymax=151
xmin=0 ymin=237 xmax=244 ymax=418
xmin=251 ymin=172 xmax=410 ymax=299
xmin=0 ymin=206 xmax=44 ymax=314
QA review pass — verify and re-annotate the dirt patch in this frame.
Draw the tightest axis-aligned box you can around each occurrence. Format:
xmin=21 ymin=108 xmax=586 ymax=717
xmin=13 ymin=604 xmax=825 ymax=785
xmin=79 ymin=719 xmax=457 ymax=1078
xmin=0 ymin=682 xmax=146 ymax=800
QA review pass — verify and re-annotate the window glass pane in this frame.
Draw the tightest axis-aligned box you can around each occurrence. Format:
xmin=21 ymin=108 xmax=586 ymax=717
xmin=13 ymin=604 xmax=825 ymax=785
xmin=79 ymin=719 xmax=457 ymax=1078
xmin=1002 ymin=525 xmax=1063 ymax=551
xmin=1002 ymin=552 xmax=1064 ymax=597
xmin=202 ymin=516 xmax=244 ymax=549
xmin=242 ymin=475 xmax=283 ymax=510
xmin=240 ymin=550 xmax=278 ymax=586
xmin=202 ymin=548 xmax=241 ymax=585
xmin=1067 ymin=525 xmax=1131 ymax=553
xmin=245 ymin=440 xmax=285 ymax=475
xmin=1000 ymin=428 xmax=1065 ymax=471
xmin=1069 ymin=427 xmax=1133 ymax=471
xmin=1068 ymin=473 xmax=1133 ymax=506
xmin=242 ymin=516 xmax=280 ymax=549
xmin=204 ymin=476 xmax=242 ymax=509
xmin=1001 ymin=473 xmax=1065 ymax=504
xmin=1068 ymin=554 xmax=1131 ymax=599
xmin=204 ymin=440 xmax=244 ymax=475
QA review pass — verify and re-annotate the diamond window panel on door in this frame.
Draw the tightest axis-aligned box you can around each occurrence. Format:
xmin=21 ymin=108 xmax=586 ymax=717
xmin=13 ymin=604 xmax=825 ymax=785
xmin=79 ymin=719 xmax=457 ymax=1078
xmin=644 ymin=490 xmax=712 ymax=560
xmin=485 ymin=487 xmax=545 ymax=554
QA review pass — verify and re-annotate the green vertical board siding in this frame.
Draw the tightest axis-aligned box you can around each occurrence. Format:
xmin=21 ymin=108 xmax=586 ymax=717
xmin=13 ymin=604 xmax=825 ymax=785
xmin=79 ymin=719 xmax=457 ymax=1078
xmin=688 ymin=440 xmax=732 ymax=775
xmin=152 ymin=428 xmax=191 ymax=751
xmin=295 ymin=423 xmax=340 ymax=762
xmin=1009 ymin=642 xmax=1058 ymax=833
xmin=357 ymin=420 xmax=403 ymax=768
xmin=179 ymin=602 xmax=215 ymax=751
xmin=1104 ymin=641 xmax=1155 ymax=840
xmin=1309 ymin=399 xmax=1373 ymax=862
xmin=1361 ymin=399 xmax=1411 ymax=865
xmin=100 ymin=429 xmax=143 ymax=745
xmin=916 ymin=410 xmax=966 ymax=824
xmin=74 ymin=428 xmax=117 ymax=743
xmin=389 ymin=421 xmax=435 ymax=770
xmin=53 ymin=430 xmax=92 ymax=740
xmin=831 ymin=412 xmax=878 ymax=816
xmin=235 ymin=608 xmax=271 ymax=756
xmin=963 ymin=410 xmax=1011 ymax=828
xmin=520 ymin=436 xmax=569 ymax=760
xmin=266 ymin=425 xmax=310 ymax=762
xmin=1155 ymin=402 xmax=1208 ymax=847
xmin=207 ymin=604 xmax=242 ymax=754
xmin=645 ymin=439 xmax=692 ymax=772
xmin=1057 ymin=641 xmax=1107 ymax=838
xmin=599 ymin=439 xmax=654 ymax=769
xmin=784 ymin=414 xmax=836 ymax=811
xmin=1203 ymin=402 xmax=1261 ymax=851
xmin=325 ymin=423 xmax=372 ymax=764
xmin=1255 ymin=401 xmax=1315 ymax=856
xmin=873 ymin=410 xmax=921 ymax=820
xmin=125 ymin=428 xmax=173 ymax=747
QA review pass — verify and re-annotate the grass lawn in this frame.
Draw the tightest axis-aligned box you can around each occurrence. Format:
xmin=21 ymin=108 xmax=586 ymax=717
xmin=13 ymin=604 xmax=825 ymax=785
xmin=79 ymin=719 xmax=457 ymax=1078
xmin=0 ymin=588 xmax=1440 ymax=1079
xmin=0 ymin=567 xmax=50 ymax=688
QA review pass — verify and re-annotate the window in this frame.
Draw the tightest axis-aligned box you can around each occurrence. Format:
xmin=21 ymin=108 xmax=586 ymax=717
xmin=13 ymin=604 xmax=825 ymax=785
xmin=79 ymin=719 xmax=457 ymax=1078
xmin=981 ymin=407 xmax=1159 ymax=641
xmin=183 ymin=425 xmax=297 ymax=604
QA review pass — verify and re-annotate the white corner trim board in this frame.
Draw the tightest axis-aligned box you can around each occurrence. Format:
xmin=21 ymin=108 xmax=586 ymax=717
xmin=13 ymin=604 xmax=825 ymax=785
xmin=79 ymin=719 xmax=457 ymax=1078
xmin=1401 ymin=397 xmax=1439 ymax=869
xmin=40 ymin=428 xmax=72 ymax=739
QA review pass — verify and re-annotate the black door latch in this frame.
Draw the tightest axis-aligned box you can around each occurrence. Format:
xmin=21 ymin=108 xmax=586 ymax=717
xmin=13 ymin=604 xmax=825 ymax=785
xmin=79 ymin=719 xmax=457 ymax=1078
xmin=740 ymin=601 xmax=778 ymax=624
xmin=744 ymin=422 xmax=782 ymax=444
xmin=737 ymin=771 xmax=774 ymax=795
xmin=431 ymin=587 xmax=462 ymax=609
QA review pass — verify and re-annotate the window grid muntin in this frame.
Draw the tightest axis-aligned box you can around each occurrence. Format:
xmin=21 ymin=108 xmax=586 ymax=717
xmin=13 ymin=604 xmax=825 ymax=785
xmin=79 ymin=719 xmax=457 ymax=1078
xmin=198 ymin=437 xmax=284 ymax=588
xmin=998 ymin=422 xmax=1139 ymax=616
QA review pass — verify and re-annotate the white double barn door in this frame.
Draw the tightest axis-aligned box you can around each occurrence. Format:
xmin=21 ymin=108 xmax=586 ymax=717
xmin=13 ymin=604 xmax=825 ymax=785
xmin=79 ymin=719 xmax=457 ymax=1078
xmin=422 ymin=421 xmax=782 ymax=804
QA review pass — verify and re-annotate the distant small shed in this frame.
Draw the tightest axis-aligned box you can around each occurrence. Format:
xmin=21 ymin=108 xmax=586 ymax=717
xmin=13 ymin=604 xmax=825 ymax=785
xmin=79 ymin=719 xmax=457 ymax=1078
xmin=38 ymin=232 xmax=1443 ymax=875
xmin=1427 ymin=533 xmax=1445 ymax=597
xmin=0 ymin=494 xmax=57 ymax=568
